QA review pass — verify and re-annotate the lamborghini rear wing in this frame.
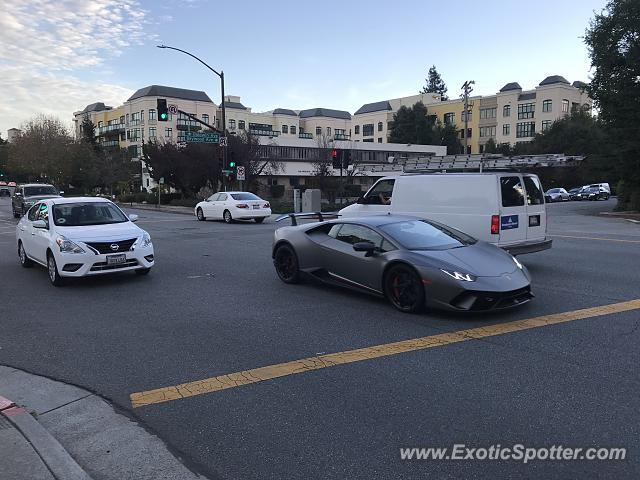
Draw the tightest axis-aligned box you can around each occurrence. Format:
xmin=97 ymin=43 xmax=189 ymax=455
xmin=275 ymin=212 xmax=341 ymax=226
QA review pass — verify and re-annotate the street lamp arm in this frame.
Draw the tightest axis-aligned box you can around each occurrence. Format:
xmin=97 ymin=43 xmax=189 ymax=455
xmin=157 ymin=45 xmax=221 ymax=78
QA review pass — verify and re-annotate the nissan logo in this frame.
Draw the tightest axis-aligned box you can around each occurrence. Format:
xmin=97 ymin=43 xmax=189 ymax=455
xmin=110 ymin=244 xmax=120 ymax=251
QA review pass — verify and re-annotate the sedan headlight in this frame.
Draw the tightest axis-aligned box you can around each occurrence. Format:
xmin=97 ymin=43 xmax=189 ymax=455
xmin=141 ymin=232 xmax=152 ymax=248
xmin=56 ymin=235 xmax=85 ymax=254
xmin=441 ymin=269 xmax=476 ymax=282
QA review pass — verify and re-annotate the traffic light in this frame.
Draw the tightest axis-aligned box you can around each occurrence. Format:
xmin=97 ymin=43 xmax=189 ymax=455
xmin=157 ymin=99 xmax=169 ymax=121
xmin=331 ymin=148 xmax=341 ymax=169
xmin=229 ymin=160 xmax=236 ymax=168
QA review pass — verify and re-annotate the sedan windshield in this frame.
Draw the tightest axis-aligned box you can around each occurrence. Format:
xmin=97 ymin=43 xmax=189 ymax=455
xmin=25 ymin=186 xmax=57 ymax=196
xmin=231 ymin=193 xmax=260 ymax=200
xmin=52 ymin=202 xmax=129 ymax=226
xmin=380 ymin=220 xmax=477 ymax=251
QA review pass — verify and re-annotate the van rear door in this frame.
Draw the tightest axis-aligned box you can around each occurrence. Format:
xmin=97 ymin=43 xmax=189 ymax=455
xmin=522 ymin=175 xmax=546 ymax=241
xmin=498 ymin=175 xmax=527 ymax=245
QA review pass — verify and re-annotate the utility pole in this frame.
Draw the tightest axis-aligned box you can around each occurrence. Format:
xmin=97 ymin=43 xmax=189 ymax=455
xmin=461 ymin=80 xmax=475 ymax=155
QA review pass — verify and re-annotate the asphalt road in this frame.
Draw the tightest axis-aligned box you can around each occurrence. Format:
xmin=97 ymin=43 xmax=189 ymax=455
xmin=1 ymin=196 xmax=639 ymax=479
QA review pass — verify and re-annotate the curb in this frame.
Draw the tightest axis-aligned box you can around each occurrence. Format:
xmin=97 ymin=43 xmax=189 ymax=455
xmin=0 ymin=395 xmax=93 ymax=480
xmin=117 ymin=203 xmax=194 ymax=216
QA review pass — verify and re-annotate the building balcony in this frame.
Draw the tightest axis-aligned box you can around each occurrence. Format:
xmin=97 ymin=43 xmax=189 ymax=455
xmin=177 ymin=120 xmax=202 ymax=131
xmin=99 ymin=140 xmax=120 ymax=149
xmin=129 ymin=120 xmax=141 ymax=126
xmin=250 ymin=128 xmax=279 ymax=137
xmin=298 ymin=133 xmax=313 ymax=139
xmin=95 ymin=124 xmax=125 ymax=136
xmin=334 ymin=133 xmax=351 ymax=140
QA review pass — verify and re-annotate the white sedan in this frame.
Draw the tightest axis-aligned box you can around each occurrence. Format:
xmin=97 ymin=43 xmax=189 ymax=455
xmin=195 ymin=191 xmax=271 ymax=223
xmin=16 ymin=197 xmax=154 ymax=286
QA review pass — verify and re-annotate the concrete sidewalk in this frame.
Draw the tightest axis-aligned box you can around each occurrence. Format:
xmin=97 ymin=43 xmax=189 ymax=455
xmin=0 ymin=366 xmax=210 ymax=480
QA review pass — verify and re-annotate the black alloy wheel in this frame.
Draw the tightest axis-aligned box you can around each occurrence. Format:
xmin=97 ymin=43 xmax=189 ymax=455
xmin=384 ymin=265 xmax=425 ymax=313
xmin=274 ymin=244 xmax=300 ymax=284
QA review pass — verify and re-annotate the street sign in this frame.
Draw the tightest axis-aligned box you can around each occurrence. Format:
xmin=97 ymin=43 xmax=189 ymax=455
xmin=185 ymin=131 xmax=219 ymax=144
xmin=222 ymin=169 xmax=233 ymax=174
xmin=219 ymin=136 xmax=228 ymax=147
xmin=168 ymin=104 xmax=178 ymax=115
xmin=236 ymin=166 xmax=246 ymax=181
xmin=177 ymin=141 xmax=187 ymax=148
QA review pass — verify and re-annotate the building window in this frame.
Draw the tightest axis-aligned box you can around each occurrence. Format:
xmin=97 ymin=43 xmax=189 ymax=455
xmin=363 ymin=124 xmax=374 ymax=136
xmin=149 ymin=109 xmax=156 ymax=121
xmin=228 ymin=119 xmax=236 ymax=129
xmin=363 ymin=138 xmax=374 ymax=142
xmin=503 ymin=105 xmax=511 ymax=117
xmin=98 ymin=121 xmax=103 ymax=128
xmin=461 ymin=110 xmax=472 ymax=121
xmin=120 ymin=132 xmax=126 ymax=141
xmin=562 ymin=99 xmax=569 ymax=113
xmin=377 ymin=138 xmax=383 ymax=143
xmin=290 ymin=125 xmax=296 ymax=135
xmin=479 ymin=126 xmax=496 ymax=137
xmin=165 ymin=127 xmax=172 ymax=138
xmin=239 ymin=120 xmax=245 ymax=130
xmin=141 ymin=110 xmax=144 ymax=121
xmin=541 ymin=120 xmax=552 ymax=132
xmin=377 ymin=121 xmax=383 ymax=132
xmin=542 ymin=100 xmax=552 ymax=113
xmin=354 ymin=125 xmax=360 ymax=135
xmin=316 ymin=126 xmax=322 ymax=135
xmin=149 ymin=127 xmax=156 ymax=139
xmin=282 ymin=125 xmax=288 ymax=134
xmin=459 ymin=128 xmax=472 ymax=139
xmin=517 ymin=103 xmax=535 ymax=119
xmin=126 ymin=114 xmax=129 ymax=125
xmin=480 ymin=107 xmax=497 ymax=119
xmin=516 ymin=122 xmax=535 ymax=138
xmin=503 ymin=124 xmax=511 ymax=135
xmin=444 ymin=112 xmax=455 ymax=125
xmin=202 ymin=114 xmax=209 ymax=124
xmin=327 ymin=127 xmax=331 ymax=135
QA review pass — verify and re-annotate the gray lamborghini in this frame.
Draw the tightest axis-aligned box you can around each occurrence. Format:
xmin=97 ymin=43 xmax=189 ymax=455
xmin=272 ymin=215 xmax=533 ymax=313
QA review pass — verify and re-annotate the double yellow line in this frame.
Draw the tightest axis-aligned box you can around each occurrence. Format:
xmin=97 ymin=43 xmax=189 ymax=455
xmin=130 ymin=299 xmax=640 ymax=408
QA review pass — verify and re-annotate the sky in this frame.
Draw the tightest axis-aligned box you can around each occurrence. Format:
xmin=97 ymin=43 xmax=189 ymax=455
xmin=0 ymin=0 xmax=608 ymax=137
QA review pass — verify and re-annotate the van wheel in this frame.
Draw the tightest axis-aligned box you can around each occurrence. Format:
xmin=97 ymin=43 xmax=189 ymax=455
xmin=384 ymin=265 xmax=424 ymax=313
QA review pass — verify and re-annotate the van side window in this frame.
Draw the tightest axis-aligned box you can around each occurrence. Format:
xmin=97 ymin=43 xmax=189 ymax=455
xmin=523 ymin=176 xmax=544 ymax=205
xmin=501 ymin=177 xmax=525 ymax=207
xmin=365 ymin=179 xmax=395 ymax=205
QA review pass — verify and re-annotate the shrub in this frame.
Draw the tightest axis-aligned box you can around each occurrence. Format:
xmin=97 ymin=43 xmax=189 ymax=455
xmin=270 ymin=184 xmax=285 ymax=198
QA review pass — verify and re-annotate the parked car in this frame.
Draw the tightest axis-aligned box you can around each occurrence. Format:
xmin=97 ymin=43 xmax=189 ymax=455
xmin=587 ymin=183 xmax=611 ymax=194
xmin=339 ymin=173 xmax=550 ymax=256
xmin=544 ymin=188 xmax=570 ymax=202
xmin=195 ymin=191 xmax=271 ymax=223
xmin=12 ymin=183 xmax=60 ymax=217
xmin=273 ymin=215 xmax=533 ymax=313
xmin=568 ymin=187 xmax=584 ymax=200
xmin=582 ymin=186 xmax=610 ymax=201
xmin=16 ymin=197 xmax=154 ymax=286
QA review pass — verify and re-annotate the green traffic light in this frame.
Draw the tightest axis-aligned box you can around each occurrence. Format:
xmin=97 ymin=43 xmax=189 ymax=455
xmin=160 ymin=113 xmax=168 ymax=120
xmin=229 ymin=161 xmax=236 ymax=168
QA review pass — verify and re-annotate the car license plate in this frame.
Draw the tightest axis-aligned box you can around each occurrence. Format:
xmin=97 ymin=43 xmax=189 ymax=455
xmin=106 ymin=254 xmax=126 ymax=265
xmin=253 ymin=204 xmax=260 ymax=209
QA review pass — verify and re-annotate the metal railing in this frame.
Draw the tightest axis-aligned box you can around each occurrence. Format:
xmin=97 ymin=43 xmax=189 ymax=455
xmin=250 ymin=128 xmax=279 ymax=137
xmin=298 ymin=133 xmax=313 ymax=139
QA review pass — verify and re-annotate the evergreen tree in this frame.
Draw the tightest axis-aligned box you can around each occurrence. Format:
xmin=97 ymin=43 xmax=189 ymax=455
xmin=420 ymin=65 xmax=448 ymax=100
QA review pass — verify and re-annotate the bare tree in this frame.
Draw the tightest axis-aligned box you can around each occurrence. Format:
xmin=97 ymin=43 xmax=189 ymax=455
xmin=311 ymin=132 xmax=335 ymax=193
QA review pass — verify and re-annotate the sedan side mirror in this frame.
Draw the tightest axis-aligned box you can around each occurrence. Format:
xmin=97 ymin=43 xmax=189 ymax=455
xmin=128 ymin=214 xmax=139 ymax=222
xmin=15 ymin=192 xmax=22 ymax=197
xmin=353 ymin=241 xmax=376 ymax=256
xmin=59 ymin=191 xmax=64 ymax=196
xmin=33 ymin=220 xmax=47 ymax=229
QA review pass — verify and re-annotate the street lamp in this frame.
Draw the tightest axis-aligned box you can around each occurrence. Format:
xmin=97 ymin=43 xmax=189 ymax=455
xmin=156 ymin=44 xmax=227 ymax=171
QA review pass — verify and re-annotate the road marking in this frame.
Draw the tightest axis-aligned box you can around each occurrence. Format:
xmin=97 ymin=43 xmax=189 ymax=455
xmin=550 ymin=234 xmax=640 ymax=244
xmin=550 ymin=229 xmax=640 ymax=237
xmin=130 ymin=299 xmax=640 ymax=408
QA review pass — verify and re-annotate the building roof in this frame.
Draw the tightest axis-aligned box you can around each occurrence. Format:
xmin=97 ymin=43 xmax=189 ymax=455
xmin=298 ymin=108 xmax=351 ymax=120
xmin=221 ymin=101 xmax=247 ymax=110
xmin=572 ymin=80 xmax=587 ymax=89
xmin=127 ymin=85 xmax=213 ymax=103
xmin=539 ymin=75 xmax=570 ymax=86
xmin=499 ymin=82 xmax=522 ymax=92
xmin=81 ymin=102 xmax=111 ymax=114
xmin=354 ymin=100 xmax=392 ymax=115
xmin=273 ymin=108 xmax=297 ymax=116
xmin=518 ymin=92 xmax=537 ymax=101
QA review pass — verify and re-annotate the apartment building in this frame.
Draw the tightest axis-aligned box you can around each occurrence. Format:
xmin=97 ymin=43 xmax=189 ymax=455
xmin=421 ymin=97 xmax=480 ymax=154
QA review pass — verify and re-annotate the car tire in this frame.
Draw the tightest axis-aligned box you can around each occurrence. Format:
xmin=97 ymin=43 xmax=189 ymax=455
xmin=47 ymin=252 xmax=64 ymax=286
xmin=135 ymin=268 xmax=151 ymax=276
xmin=223 ymin=209 xmax=233 ymax=224
xmin=196 ymin=208 xmax=206 ymax=221
xmin=273 ymin=244 xmax=300 ymax=284
xmin=254 ymin=217 xmax=265 ymax=224
xmin=384 ymin=264 xmax=425 ymax=313
xmin=18 ymin=241 xmax=33 ymax=268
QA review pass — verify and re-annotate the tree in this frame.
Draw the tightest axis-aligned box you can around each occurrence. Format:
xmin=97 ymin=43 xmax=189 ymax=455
xmin=311 ymin=133 xmax=335 ymax=193
xmin=484 ymin=138 xmax=497 ymax=154
xmin=433 ymin=120 xmax=463 ymax=154
xmin=585 ymin=0 xmax=640 ymax=210
xmin=388 ymin=102 xmax=436 ymax=145
xmin=80 ymin=115 xmax=97 ymax=149
xmin=227 ymin=131 xmax=282 ymax=193
xmin=420 ymin=65 xmax=448 ymax=100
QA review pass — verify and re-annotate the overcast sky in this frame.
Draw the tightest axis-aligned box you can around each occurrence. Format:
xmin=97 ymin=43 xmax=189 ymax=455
xmin=0 ymin=0 xmax=607 ymax=137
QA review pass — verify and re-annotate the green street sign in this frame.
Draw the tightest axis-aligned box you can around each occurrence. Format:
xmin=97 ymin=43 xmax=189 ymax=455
xmin=185 ymin=131 xmax=220 ymax=144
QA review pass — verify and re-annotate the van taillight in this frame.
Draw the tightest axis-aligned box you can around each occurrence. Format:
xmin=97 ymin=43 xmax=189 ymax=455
xmin=491 ymin=215 xmax=500 ymax=235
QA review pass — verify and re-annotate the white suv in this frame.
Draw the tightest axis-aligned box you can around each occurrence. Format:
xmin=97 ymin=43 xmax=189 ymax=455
xmin=16 ymin=197 xmax=154 ymax=285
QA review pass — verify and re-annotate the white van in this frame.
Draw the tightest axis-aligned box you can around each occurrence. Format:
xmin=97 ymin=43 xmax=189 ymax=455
xmin=339 ymin=173 xmax=551 ymax=255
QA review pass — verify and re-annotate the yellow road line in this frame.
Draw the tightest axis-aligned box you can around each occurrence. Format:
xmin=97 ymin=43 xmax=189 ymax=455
xmin=130 ymin=299 xmax=640 ymax=408
xmin=550 ymin=234 xmax=640 ymax=244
